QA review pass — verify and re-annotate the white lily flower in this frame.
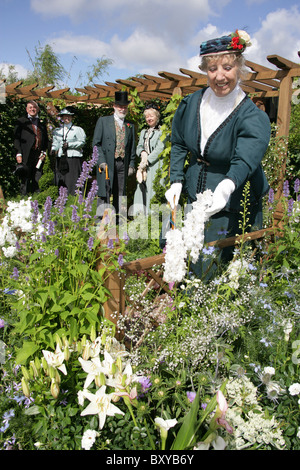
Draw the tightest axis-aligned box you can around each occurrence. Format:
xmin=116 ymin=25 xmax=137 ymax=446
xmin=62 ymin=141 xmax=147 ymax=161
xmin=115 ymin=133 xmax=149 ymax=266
xmin=155 ymin=417 xmax=178 ymax=433
xmin=79 ymin=356 xmax=108 ymax=389
xmin=42 ymin=344 xmax=67 ymax=375
xmin=106 ymin=360 xmax=136 ymax=390
xmin=80 ymin=385 xmax=124 ymax=429
xmin=89 ymin=337 xmax=102 ymax=358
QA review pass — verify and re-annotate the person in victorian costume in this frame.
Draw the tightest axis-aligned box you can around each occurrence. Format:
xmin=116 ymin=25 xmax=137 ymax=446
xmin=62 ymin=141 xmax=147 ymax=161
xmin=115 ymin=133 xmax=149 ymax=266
xmin=165 ymin=30 xmax=271 ymax=278
xmin=133 ymin=102 xmax=165 ymax=215
xmin=51 ymin=106 xmax=86 ymax=196
xmin=14 ymin=100 xmax=49 ymax=195
xmin=92 ymin=91 xmax=136 ymax=222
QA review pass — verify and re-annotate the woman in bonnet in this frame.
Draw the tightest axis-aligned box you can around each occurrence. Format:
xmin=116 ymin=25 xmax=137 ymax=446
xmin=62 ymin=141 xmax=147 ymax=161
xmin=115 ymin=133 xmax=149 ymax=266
xmin=165 ymin=30 xmax=271 ymax=278
xmin=133 ymin=103 xmax=165 ymax=215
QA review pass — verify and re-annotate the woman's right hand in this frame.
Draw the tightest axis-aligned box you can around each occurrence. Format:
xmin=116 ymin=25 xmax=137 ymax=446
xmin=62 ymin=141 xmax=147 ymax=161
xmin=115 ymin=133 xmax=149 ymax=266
xmin=165 ymin=183 xmax=182 ymax=209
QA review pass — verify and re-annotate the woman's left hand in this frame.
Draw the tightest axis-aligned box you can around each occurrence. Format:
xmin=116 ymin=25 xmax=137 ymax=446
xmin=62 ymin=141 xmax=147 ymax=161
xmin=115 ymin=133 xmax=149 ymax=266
xmin=205 ymin=179 xmax=235 ymax=217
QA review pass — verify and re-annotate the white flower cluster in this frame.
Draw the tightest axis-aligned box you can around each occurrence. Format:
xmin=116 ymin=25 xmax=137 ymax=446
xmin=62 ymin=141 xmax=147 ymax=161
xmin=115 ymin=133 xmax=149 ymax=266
xmin=291 ymin=200 xmax=300 ymax=224
xmin=163 ymin=228 xmax=187 ymax=283
xmin=163 ymin=190 xmax=213 ymax=283
xmin=0 ymin=198 xmax=40 ymax=258
xmin=225 ymin=376 xmax=285 ymax=450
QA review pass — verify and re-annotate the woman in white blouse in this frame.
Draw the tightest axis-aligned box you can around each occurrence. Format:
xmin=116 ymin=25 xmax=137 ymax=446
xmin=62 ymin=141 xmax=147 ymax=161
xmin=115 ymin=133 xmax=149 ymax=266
xmin=165 ymin=30 xmax=271 ymax=278
xmin=52 ymin=107 xmax=86 ymax=195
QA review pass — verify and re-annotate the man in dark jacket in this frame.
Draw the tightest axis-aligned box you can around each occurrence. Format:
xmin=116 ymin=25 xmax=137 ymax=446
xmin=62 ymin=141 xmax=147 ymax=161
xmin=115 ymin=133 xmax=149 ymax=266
xmin=14 ymin=100 xmax=48 ymax=195
xmin=92 ymin=91 xmax=136 ymax=223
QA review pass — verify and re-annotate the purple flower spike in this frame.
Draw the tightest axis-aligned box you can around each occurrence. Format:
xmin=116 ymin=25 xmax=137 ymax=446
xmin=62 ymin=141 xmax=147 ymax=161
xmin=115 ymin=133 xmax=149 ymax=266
xmin=11 ymin=267 xmax=19 ymax=280
xmin=71 ymin=205 xmax=80 ymax=223
xmin=42 ymin=196 xmax=52 ymax=224
xmin=31 ymin=199 xmax=39 ymax=224
xmin=54 ymin=186 xmax=68 ymax=215
xmin=87 ymin=236 xmax=94 ymax=251
xmin=288 ymin=198 xmax=294 ymax=215
xmin=283 ymin=180 xmax=289 ymax=198
xmin=294 ymin=178 xmax=300 ymax=194
xmin=76 ymin=161 xmax=90 ymax=190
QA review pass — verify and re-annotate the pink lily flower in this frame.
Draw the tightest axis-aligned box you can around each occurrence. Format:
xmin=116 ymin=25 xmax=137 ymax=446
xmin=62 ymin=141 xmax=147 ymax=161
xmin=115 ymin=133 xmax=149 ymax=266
xmin=216 ymin=390 xmax=233 ymax=434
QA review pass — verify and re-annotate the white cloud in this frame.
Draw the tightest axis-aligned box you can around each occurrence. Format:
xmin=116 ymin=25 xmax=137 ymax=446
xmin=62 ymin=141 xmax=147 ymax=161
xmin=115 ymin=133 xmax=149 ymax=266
xmin=0 ymin=63 xmax=29 ymax=80
xmin=49 ymin=34 xmax=110 ymax=58
xmin=245 ymin=6 xmax=300 ymax=66
xmin=48 ymin=29 xmax=182 ymax=77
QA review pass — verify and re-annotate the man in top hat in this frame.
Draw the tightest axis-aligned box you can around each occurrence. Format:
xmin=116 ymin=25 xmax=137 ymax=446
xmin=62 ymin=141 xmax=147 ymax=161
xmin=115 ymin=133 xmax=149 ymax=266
xmin=14 ymin=100 xmax=49 ymax=195
xmin=92 ymin=91 xmax=136 ymax=222
xmin=51 ymin=106 xmax=86 ymax=196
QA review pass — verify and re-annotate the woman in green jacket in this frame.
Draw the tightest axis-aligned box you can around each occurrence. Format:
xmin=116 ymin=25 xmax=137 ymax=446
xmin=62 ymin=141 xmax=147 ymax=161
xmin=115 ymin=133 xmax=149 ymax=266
xmin=165 ymin=30 xmax=271 ymax=278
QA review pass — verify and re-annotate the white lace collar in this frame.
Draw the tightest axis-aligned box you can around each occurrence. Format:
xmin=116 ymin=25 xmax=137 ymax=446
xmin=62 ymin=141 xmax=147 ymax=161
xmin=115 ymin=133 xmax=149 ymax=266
xmin=200 ymin=84 xmax=245 ymax=154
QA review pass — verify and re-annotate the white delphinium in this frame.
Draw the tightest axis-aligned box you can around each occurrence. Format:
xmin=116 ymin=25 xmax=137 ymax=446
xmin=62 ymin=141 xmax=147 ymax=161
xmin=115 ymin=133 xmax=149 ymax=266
xmin=163 ymin=190 xmax=213 ymax=283
xmin=163 ymin=228 xmax=187 ymax=283
xmin=182 ymin=191 xmax=212 ymax=263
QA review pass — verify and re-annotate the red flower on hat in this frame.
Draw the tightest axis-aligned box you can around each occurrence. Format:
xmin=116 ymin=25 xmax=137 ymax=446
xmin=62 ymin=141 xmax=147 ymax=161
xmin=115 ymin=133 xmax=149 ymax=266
xmin=228 ymin=29 xmax=251 ymax=51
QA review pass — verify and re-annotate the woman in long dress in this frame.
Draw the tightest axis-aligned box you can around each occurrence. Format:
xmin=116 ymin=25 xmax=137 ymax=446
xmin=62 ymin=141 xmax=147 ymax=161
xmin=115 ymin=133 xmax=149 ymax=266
xmin=165 ymin=30 xmax=271 ymax=278
xmin=133 ymin=103 xmax=165 ymax=215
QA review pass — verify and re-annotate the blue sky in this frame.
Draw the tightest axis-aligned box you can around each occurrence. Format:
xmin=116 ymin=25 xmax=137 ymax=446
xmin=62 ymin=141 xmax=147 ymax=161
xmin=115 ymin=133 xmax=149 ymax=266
xmin=1 ymin=0 xmax=299 ymax=91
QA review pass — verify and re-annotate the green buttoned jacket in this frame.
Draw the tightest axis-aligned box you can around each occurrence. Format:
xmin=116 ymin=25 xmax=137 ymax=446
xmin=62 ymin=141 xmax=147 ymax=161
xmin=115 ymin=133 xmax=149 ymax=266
xmin=170 ymin=88 xmax=271 ymax=213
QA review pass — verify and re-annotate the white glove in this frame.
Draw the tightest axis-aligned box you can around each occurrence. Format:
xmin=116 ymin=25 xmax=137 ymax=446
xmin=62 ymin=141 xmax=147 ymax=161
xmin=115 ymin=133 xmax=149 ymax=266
xmin=205 ymin=179 xmax=235 ymax=217
xmin=165 ymin=182 xmax=182 ymax=209
xmin=136 ymin=167 xmax=143 ymax=183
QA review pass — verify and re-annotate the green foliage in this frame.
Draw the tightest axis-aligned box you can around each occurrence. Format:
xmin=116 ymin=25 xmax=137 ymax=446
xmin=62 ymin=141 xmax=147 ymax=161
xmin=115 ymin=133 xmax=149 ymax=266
xmin=288 ymin=102 xmax=300 ymax=177
xmin=26 ymin=42 xmax=67 ymax=87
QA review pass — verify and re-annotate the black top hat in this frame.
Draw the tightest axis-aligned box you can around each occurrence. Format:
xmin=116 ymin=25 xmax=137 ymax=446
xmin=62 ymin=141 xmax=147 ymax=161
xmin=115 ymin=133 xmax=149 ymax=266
xmin=114 ymin=91 xmax=130 ymax=106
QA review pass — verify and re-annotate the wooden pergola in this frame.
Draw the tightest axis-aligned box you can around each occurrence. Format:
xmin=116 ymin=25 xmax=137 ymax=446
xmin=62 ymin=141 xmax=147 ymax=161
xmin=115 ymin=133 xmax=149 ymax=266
xmin=4 ymin=53 xmax=300 ymax=138
xmin=3 ymin=53 xmax=300 ymax=328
